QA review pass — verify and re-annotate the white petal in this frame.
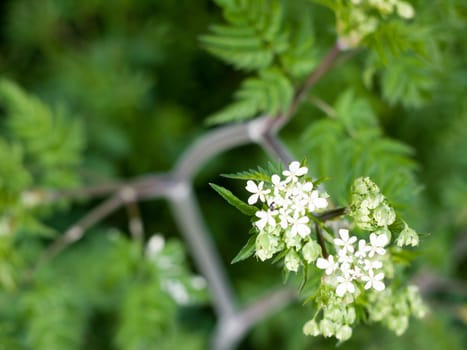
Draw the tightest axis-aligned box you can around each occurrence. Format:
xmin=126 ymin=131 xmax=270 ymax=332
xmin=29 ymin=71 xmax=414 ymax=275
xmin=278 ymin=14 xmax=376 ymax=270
xmin=347 ymin=282 xmax=355 ymax=294
xmin=373 ymin=280 xmax=385 ymax=291
xmin=248 ymin=194 xmax=259 ymax=205
xmin=316 ymin=257 xmax=329 ymax=269
xmin=271 ymin=174 xmax=281 ymax=185
xmin=297 ymin=224 xmax=311 ymax=238
xmin=246 ymin=180 xmax=258 ymax=193
xmin=364 ymin=281 xmax=372 ymax=290
xmin=339 ymin=229 xmax=349 ymax=240
xmin=336 ymin=284 xmax=347 ymax=297
xmin=289 ymin=161 xmax=300 ymax=171
xmin=374 ymin=272 xmax=385 ymax=281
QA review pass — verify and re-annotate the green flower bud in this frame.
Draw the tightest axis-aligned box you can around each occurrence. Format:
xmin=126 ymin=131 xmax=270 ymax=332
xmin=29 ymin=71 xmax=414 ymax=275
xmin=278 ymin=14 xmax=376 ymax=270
xmin=387 ymin=314 xmax=409 ymax=336
xmin=335 ymin=325 xmax=352 ymax=342
xmin=373 ymin=203 xmax=396 ymax=227
xmin=396 ymin=225 xmax=419 ymax=247
xmin=374 ymin=227 xmax=392 ymax=243
xmin=302 ymin=240 xmax=322 ymax=263
xmin=345 ymin=307 xmax=356 ymax=324
xmin=255 ymin=231 xmax=279 ymax=261
xmin=351 ymin=177 xmax=369 ymax=195
xmin=319 ymin=319 xmax=335 ymax=337
xmin=284 ymin=250 xmax=301 ymax=272
xmin=407 ymin=285 xmax=428 ymax=318
xmin=325 ymin=305 xmax=344 ymax=323
xmin=303 ymin=319 xmax=320 ymax=336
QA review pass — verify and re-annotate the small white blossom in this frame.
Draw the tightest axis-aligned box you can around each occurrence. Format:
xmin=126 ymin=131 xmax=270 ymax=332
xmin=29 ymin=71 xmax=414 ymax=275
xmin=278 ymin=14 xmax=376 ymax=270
xmin=316 ymin=255 xmax=337 ymax=275
xmin=334 ymin=229 xmax=357 ymax=253
xmin=355 ymin=239 xmax=370 ymax=259
xmin=287 ymin=213 xmax=311 ymax=238
xmin=283 ymin=161 xmax=308 ymax=182
xmin=368 ymin=233 xmax=388 ymax=257
xmin=336 ymin=276 xmax=356 ymax=297
xmin=361 ymin=269 xmax=385 ymax=291
xmin=245 ymin=180 xmax=270 ymax=205
xmin=255 ymin=209 xmax=277 ymax=231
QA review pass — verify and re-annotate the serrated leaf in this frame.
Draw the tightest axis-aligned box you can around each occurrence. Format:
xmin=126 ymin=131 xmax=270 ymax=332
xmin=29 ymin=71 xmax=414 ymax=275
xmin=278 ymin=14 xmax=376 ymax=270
xmin=231 ymin=235 xmax=256 ymax=264
xmin=210 ymin=183 xmax=257 ymax=216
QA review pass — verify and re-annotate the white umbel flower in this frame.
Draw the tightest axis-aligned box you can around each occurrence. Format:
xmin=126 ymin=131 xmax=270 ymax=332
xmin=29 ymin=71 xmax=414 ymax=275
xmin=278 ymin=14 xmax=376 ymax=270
xmin=245 ymin=180 xmax=270 ymax=205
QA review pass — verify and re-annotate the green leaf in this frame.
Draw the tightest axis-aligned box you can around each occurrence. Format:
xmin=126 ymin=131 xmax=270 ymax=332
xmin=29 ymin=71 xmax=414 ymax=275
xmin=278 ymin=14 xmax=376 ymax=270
xmin=231 ymin=235 xmax=256 ymax=264
xmin=209 ymin=183 xmax=257 ymax=216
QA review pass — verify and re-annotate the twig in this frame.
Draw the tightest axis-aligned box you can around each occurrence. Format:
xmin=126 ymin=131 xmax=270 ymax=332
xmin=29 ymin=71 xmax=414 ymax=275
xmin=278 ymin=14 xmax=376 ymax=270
xmin=315 ymin=222 xmax=328 ymax=259
xmin=272 ymin=42 xmax=343 ymax=132
xmin=39 ymin=193 xmax=124 ymax=265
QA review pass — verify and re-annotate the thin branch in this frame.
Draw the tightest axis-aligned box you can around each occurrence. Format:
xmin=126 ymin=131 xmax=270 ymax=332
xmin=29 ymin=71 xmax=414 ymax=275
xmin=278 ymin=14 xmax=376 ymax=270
xmin=272 ymin=42 xmax=342 ymax=131
xmin=307 ymin=95 xmax=337 ymax=118
xmin=125 ymin=201 xmax=144 ymax=242
xmin=212 ymin=287 xmax=297 ymax=350
xmin=317 ymin=207 xmax=347 ymax=222
xmin=39 ymin=193 xmax=124 ymax=265
xmin=315 ymin=222 xmax=328 ymax=259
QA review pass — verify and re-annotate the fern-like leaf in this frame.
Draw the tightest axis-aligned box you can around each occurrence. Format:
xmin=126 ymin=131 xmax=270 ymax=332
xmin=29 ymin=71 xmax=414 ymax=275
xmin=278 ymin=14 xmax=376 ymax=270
xmin=207 ymin=68 xmax=293 ymax=124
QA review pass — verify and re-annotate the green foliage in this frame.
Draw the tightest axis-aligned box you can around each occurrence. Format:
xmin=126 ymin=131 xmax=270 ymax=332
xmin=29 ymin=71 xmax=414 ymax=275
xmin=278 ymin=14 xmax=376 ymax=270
xmin=204 ymin=0 xmax=317 ymax=124
xmin=0 ymin=0 xmax=465 ymax=348
xmin=207 ymin=67 xmax=293 ymax=124
xmin=201 ymin=0 xmax=286 ymax=71
xmin=210 ymin=183 xmax=257 ymax=215
xmin=301 ymin=90 xmax=418 ymax=206
xmin=0 ymin=79 xmax=83 ymax=191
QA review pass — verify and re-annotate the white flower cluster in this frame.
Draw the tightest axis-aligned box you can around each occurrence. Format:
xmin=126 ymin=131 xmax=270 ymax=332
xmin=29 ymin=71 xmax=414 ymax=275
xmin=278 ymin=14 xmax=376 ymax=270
xmin=245 ymin=161 xmax=329 ymax=270
xmin=316 ymin=228 xmax=389 ymax=298
xmin=146 ymin=235 xmax=207 ymax=305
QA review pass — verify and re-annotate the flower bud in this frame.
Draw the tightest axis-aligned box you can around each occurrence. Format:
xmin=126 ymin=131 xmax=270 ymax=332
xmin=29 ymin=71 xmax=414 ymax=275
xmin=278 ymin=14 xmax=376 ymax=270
xmin=303 ymin=319 xmax=320 ymax=336
xmin=284 ymin=250 xmax=301 ymax=272
xmin=302 ymin=240 xmax=322 ymax=263
xmin=319 ymin=319 xmax=335 ymax=337
xmin=335 ymin=325 xmax=352 ymax=342
xmin=396 ymin=225 xmax=419 ymax=247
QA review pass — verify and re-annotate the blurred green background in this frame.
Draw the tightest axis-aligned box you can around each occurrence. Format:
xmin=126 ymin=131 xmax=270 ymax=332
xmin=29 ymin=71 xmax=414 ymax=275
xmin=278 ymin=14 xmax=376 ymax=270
xmin=0 ymin=0 xmax=466 ymax=349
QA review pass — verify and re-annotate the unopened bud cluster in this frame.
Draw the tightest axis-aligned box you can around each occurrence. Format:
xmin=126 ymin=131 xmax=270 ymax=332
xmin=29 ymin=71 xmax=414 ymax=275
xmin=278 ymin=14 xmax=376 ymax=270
xmin=245 ymin=161 xmax=329 ymax=270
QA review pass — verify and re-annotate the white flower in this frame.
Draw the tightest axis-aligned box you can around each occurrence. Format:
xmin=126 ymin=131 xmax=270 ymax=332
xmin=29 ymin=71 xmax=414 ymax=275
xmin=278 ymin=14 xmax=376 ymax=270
xmin=336 ymin=276 xmax=356 ymax=297
xmin=245 ymin=180 xmax=270 ymax=205
xmin=287 ymin=213 xmax=311 ymax=238
xmin=368 ymin=233 xmax=388 ymax=257
xmin=316 ymin=255 xmax=337 ymax=275
xmin=283 ymin=161 xmax=308 ymax=182
xmin=310 ymin=190 xmax=328 ymax=211
xmin=255 ymin=209 xmax=277 ymax=231
xmin=355 ymin=239 xmax=370 ymax=259
xmin=361 ymin=269 xmax=385 ymax=291
xmin=146 ymin=234 xmax=165 ymax=257
xmin=334 ymin=229 xmax=357 ymax=253
xmin=363 ymin=259 xmax=383 ymax=272
xmin=337 ymin=249 xmax=353 ymax=266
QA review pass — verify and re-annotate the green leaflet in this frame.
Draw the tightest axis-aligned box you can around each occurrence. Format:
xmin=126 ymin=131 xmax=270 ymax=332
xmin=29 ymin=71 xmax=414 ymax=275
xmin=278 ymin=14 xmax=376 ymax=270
xmin=210 ymin=183 xmax=257 ymax=216
xmin=202 ymin=0 xmax=285 ymax=71
xmin=0 ymin=79 xmax=84 ymax=188
xmin=231 ymin=235 xmax=256 ymax=264
xmin=222 ymin=162 xmax=282 ymax=182
xmin=206 ymin=68 xmax=293 ymax=124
